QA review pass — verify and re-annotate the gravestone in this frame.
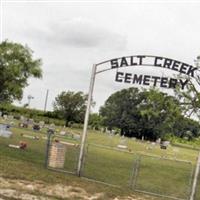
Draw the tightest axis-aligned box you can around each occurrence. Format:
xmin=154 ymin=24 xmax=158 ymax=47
xmin=39 ymin=121 xmax=45 ymax=128
xmin=33 ymin=124 xmax=40 ymax=131
xmin=60 ymin=130 xmax=66 ymax=136
xmin=0 ymin=124 xmax=12 ymax=138
xmin=100 ymin=127 xmax=104 ymax=133
xmin=160 ymin=141 xmax=170 ymax=149
xmin=146 ymin=142 xmax=156 ymax=150
xmin=28 ymin=118 xmax=34 ymax=125
xmin=21 ymin=121 xmax=28 ymax=128
xmin=20 ymin=115 xmax=25 ymax=122
xmin=156 ymin=138 xmax=161 ymax=144
xmin=3 ymin=115 xmax=8 ymax=120
xmin=49 ymin=123 xmax=55 ymax=130
xmin=117 ymin=136 xmax=128 ymax=149
xmin=105 ymin=128 xmax=111 ymax=134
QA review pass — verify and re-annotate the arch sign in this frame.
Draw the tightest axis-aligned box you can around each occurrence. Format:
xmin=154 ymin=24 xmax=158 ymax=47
xmin=77 ymin=55 xmax=199 ymax=175
xmin=96 ymin=55 xmax=199 ymax=90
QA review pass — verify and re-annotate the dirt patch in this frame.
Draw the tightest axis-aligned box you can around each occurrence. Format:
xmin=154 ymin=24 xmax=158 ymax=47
xmin=0 ymin=189 xmax=49 ymax=200
xmin=0 ymin=176 xmax=104 ymax=200
xmin=0 ymin=176 xmax=153 ymax=200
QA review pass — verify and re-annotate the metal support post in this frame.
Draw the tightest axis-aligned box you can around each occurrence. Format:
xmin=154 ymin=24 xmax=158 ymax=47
xmin=130 ymin=155 xmax=141 ymax=189
xmin=77 ymin=64 xmax=97 ymax=176
xmin=44 ymin=89 xmax=49 ymax=112
xmin=190 ymin=152 xmax=200 ymax=200
xmin=44 ymin=129 xmax=54 ymax=168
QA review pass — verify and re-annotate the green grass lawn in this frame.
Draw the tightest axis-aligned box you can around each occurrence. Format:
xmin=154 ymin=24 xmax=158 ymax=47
xmin=0 ymin=121 xmax=199 ymax=199
xmin=135 ymin=156 xmax=193 ymax=199
xmin=0 ymin=126 xmax=124 ymax=199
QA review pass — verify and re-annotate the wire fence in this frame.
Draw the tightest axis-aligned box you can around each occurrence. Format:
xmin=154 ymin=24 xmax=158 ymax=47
xmin=46 ymin=139 xmax=197 ymax=200
xmin=133 ymin=155 xmax=193 ymax=200
xmin=82 ymin=144 xmax=137 ymax=186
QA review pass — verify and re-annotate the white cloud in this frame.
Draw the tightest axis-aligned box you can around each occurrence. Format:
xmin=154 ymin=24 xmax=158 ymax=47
xmin=29 ymin=17 xmax=127 ymax=50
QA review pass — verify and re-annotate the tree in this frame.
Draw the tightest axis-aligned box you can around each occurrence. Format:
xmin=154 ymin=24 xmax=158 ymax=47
xmin=100 ymin=88 xmax=181 ymax=140
xmin=174 ymin=78 xmax=200 ymax=119
xmin=89 ymin=113 xmax=103 ymax=130
xmin=138 ymin=89 xmax=181 ymax=140
xmin=0 ymin=40 xmax=42 ymax=102
xmin=172 ymin=116 xmax=200 ymax=139
xmin=53 ymin=91 xmax=88 ymax=127
xmin=173 ymin=58 xmax=200 ymax=119
xmin=100 ymin=87 xmax=143 ymax=136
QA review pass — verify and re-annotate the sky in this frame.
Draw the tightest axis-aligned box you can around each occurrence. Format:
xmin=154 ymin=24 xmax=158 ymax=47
xmin=0 ymin=0 xmax=200 ymax=112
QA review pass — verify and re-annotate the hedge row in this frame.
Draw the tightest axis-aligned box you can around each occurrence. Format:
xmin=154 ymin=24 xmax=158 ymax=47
xmin=0 ymin=103 xmax=65 ymax=126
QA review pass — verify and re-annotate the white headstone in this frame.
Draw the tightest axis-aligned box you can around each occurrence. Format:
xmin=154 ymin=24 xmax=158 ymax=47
xmin=60 ymin=131 xmax=66 ymax=136
xmin=0 ymin=124 xmax=12 ymax=138
xmin=39 ymin=121 xmax=45 ymax=128
xmin=20 ymin=115 xmax=24 ymax=121
xmin=117 ymin=136 xmax=128 ymax=149
xmin=156 ymin=138 xmax=161 ymax=144
xmin=50 ymin=123 xmax=55 ymax=129
xmin=3 ymin=115 xmax=7 ymax=120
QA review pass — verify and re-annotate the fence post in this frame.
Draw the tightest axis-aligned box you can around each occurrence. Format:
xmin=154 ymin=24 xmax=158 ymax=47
xmin=130 ymin=155 xmax=141 ymax=189
xmin=44 ymin=129 xmax=54 ymax=168
xmin=190 ymin=152 xmax=200 ymax=200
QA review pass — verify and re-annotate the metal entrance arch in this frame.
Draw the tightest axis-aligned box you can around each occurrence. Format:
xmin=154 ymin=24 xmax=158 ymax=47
xmin=77 ymin=55 xmax=198 ymax=176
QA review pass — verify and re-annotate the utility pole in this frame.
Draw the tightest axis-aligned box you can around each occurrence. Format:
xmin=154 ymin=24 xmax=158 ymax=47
xmin=44 ymin=89 xmax=49 ymax=112
xmin=27 ymin=95 xmax=34 ymax=108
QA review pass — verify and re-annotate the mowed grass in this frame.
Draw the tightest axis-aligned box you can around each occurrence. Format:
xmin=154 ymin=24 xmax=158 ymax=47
xmin=82 ymin=143 xmax=195 ymax=199
xmin=135 ymin=156 xmax=193 ymax=199
xmin=82 ymin=144 xmax=136 ymax=186
xmin=87 ymin=130 xmax=198 ymax=163
xmin=0 ymin=126 xmax=125 ymax=199
xmin=0 ymin=121 xmax=199 ymax=199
